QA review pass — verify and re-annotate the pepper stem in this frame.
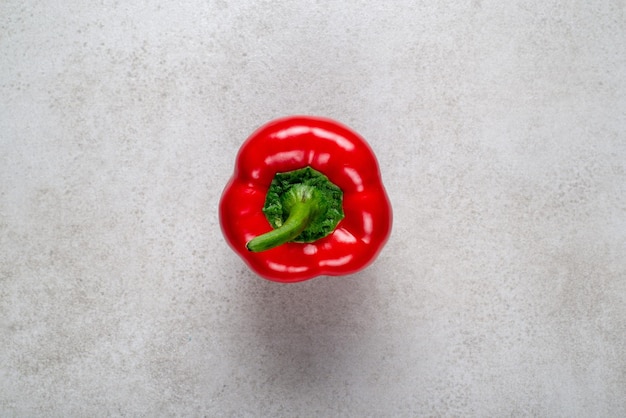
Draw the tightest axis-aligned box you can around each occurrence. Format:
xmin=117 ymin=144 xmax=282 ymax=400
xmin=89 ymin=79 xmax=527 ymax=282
xmin=247 ymin=184 xmax=321 ymax=252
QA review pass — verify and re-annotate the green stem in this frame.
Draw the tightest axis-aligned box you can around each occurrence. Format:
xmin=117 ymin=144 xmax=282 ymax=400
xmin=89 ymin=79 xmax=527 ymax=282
xmin=247 ymin=199 xmax=318 ymax=252
xmin=246 ymin=167 xmax=344 ymax=252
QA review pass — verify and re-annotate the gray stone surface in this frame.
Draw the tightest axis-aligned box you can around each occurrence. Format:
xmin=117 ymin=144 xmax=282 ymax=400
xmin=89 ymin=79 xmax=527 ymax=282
xmin=1 ymin=1 xmax=625 ymax=416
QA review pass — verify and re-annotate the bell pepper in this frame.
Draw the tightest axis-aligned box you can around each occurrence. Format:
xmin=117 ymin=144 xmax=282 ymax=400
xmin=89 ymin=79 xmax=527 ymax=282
xmin=219 ymin=116 xmax=392 ymax=282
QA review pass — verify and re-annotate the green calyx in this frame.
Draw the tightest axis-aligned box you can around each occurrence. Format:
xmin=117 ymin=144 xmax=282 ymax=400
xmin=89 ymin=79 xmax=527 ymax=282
xmin=246 ymin=166 xmax=344 ymax=252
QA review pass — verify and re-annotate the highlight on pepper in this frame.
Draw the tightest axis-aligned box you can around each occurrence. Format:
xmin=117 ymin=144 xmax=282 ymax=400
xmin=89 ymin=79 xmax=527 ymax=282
xmin=219 ymin=116 xmax=392 ymax=282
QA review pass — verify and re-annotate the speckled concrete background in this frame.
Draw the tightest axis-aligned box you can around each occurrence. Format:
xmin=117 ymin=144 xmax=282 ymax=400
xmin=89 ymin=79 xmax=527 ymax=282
xmin=2 ymin=1 xmax=625 ymax=416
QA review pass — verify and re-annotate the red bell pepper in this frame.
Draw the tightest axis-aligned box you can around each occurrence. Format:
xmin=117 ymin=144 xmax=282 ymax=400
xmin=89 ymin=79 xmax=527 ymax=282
xmin=219 ymin=116 xmax=392 ymax=282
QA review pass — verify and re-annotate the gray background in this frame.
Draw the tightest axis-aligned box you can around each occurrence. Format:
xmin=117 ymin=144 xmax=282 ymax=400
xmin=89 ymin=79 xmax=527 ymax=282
xmin=2 ymin=1 xmax=625 ymax=417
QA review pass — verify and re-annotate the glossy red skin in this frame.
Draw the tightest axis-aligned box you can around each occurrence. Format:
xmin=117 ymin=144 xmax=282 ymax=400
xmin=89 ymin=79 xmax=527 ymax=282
xmin=219 ymin=116 xmax=392 ymax=282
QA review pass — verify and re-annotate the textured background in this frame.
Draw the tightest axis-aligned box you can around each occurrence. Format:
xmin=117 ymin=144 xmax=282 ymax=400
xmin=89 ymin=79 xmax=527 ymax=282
xmin=2 ymin=1 xmax=625 ymax=416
